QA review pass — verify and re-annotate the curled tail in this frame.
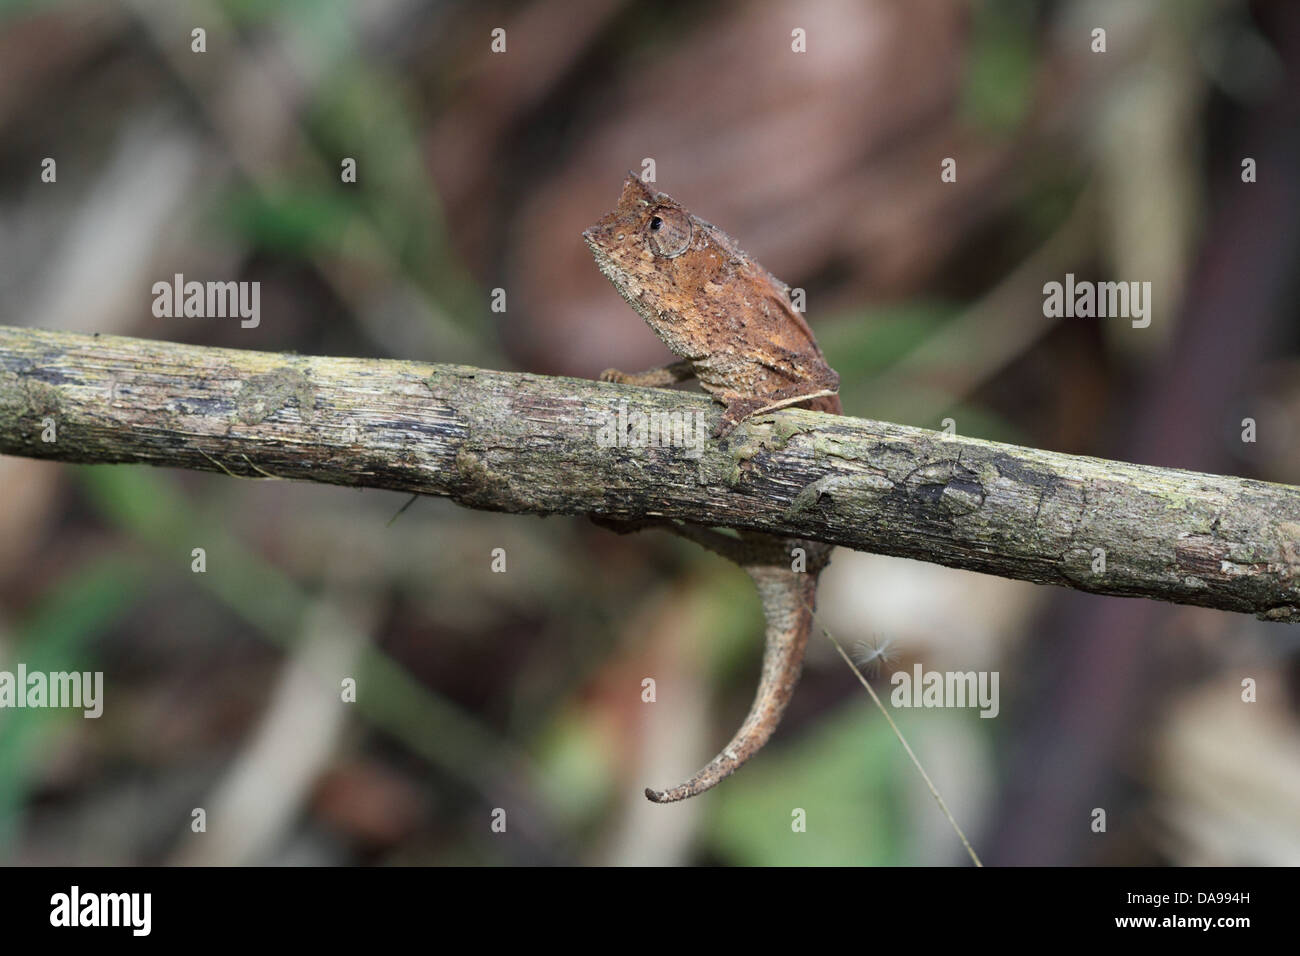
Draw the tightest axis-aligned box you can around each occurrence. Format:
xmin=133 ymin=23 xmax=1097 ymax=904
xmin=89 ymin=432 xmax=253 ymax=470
xmin=645 ymin=544 xmax=827 ymax=803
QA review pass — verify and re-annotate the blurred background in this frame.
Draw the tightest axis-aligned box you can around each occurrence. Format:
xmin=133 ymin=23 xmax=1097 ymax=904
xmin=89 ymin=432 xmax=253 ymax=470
xmin=1 ymin=0 xmax=1298 ymax=866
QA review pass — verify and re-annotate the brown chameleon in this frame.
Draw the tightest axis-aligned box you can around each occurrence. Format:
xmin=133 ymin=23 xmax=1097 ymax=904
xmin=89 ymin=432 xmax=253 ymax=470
xmin=584 ymin=174 xmax=841 ymax=803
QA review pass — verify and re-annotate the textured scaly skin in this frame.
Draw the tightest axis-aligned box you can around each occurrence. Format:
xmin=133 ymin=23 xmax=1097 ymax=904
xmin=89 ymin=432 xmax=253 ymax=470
xmin=584 ymin=175 xmax=842 ymax=802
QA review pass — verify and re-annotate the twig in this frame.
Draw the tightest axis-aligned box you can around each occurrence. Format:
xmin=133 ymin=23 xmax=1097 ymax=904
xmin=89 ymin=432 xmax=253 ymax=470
xmin=810 ymin=607 xmax=983 ymax=867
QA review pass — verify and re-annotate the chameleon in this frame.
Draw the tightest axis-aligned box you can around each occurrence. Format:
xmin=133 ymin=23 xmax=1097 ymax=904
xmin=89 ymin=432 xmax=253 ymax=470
xmin=583 ymin=173 xmax=842 ymax=803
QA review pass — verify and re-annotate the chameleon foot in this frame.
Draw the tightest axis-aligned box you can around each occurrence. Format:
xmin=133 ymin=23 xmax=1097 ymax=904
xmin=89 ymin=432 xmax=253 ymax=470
xmin=599 ymin=360 xmax=695 ymax=388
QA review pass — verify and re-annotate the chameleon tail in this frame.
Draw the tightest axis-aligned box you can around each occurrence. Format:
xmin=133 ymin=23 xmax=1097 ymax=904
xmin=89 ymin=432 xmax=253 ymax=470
xmin=644 ymin=562 xmax=820 ymax=804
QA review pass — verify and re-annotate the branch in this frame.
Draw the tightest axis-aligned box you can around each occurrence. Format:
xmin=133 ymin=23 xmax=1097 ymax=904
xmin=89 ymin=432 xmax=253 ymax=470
xmin=2 ymin=325 xmax=1297 ymax=622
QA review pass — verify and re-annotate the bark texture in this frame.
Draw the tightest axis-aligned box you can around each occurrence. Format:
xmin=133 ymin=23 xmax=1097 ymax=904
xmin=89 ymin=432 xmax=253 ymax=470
xmin=2 ymin=324 xmax=1297 ymax=622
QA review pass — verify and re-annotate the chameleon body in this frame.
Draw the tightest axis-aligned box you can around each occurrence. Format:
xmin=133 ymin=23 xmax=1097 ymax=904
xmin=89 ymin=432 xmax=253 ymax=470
xmin=584 ymin=174 xmax=841 ymax=802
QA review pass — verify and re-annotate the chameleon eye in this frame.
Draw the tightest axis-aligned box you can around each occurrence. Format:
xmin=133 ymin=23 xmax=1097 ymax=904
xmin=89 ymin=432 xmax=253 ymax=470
xmin=646 ymin=206 xmax=691 ymax=258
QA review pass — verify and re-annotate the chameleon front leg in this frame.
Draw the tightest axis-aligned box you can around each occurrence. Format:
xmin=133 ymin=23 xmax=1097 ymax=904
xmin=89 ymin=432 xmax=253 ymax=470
xmin=599 ymin=359 xmax=695 ymax=388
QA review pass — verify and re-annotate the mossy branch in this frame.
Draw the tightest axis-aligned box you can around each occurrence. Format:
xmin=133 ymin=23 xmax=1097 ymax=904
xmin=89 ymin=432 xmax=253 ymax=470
xmin=2 ymin=324 xmax=1298 ymax=622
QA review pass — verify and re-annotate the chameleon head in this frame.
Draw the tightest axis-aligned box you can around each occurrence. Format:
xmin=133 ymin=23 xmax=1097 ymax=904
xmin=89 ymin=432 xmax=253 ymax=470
xmin=582 ymin=174 xmax=707 ymax=336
